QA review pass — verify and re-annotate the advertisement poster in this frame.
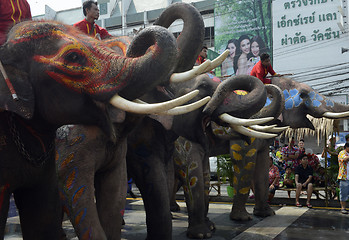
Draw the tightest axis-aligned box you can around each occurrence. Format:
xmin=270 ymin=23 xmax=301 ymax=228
xmin=214 ymin=0 xmax=272 ymax=77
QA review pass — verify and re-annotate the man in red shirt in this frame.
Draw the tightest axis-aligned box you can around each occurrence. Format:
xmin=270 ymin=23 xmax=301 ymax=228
xmin=195 ymin=46 xmax=207 ymax=65
xmin=0 ymin=0 xmax=32 ymax=45
xmin=74 ymin=0 xmax=112 ymax=40
xmin=250 ymin=53 xmax=281 ymax=84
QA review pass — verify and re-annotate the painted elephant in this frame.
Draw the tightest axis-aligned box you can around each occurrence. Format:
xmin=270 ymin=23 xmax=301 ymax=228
xmin=228 ymin=76 xmax=349 ymax=221
xmin=127 ymin=72 xmax=279 ymax=239
xmin=0 ymin=20 xmax=180 ymax=240
xmin=55 ymin=3 xmax=211 ymax=240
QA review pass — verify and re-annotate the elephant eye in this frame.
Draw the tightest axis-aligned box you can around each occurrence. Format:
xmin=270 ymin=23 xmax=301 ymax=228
xmin=64 ymin=52 xmax=86 ymax=65
xmin=299 ymin=92 xmax=307 ymax=99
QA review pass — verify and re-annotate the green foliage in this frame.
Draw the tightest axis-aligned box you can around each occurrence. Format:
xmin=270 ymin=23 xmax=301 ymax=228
xmin=216 ymin=154 xmax=234 ymax=187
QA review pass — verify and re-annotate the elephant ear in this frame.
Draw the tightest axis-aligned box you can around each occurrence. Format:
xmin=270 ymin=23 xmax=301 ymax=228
xmin=0 ymin=62 xmax=35 ymax=119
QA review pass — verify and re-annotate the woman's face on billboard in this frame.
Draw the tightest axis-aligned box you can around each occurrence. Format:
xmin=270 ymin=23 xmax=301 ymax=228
xmin=240 ymin=39 xmax=250 ymax=54
xmin=251 ymin=41 xmax=260 ymax=57
xmin=227 ymin=42 xmax=236 ymax=57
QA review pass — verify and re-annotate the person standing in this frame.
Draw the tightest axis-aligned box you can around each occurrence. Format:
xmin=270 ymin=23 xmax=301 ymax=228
xmin=250 ymin=53 xmax=281 ymax=84
xmin=295 ymin=154 xmax=313 ymax=208
xmin=0 ymin=0 xmax=32 ymax=45
xmin=337 ymin=143 xmax=349 ymax=214
xmin=74 ymin=0 xmax=112 ymax=40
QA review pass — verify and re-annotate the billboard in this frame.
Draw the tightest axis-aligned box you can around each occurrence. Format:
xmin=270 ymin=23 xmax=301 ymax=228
xmin=214 ymin=0 xmax=272 ymax=77
xmin=272 ymin=0 xmax=348 ymax=90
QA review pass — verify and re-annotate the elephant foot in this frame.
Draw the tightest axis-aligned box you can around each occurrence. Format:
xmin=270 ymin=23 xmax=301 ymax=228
xmin=170 ymin=202 xmax=181 ymax=212
xmin=253 ymin=205 xmax=275 ymax=218
xmin=205 ymin=217 xmax=216 ymax=232
xmin=230 ymin=207 xmax=253 ymax=221
xmin=186 ymin=223 xmax=212 ymax=239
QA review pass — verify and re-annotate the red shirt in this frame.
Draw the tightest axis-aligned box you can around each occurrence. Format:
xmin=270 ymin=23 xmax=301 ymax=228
xmin=0 ymin=0 xmax=32 ymax=45
xmin=73 ymin=19 xmax=111 ymax=40
xmin=250 ymin=60 xmax=276 ymax=84
xmin=195 ymin=55 xmax=206 ymax=65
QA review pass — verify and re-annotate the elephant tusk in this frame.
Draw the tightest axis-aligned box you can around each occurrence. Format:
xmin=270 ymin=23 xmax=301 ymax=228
xmin=219 ymin=113 xmax=274 ymax=126
xmin=156 ymin=96 xmax=211 ymax=115
xmin=170 ymin=61 xmax=211 ymax=83
xmin=208 ymin=50 xmax=229 ymax=70
xmin=249 ymin=124 xmax=277 ymax=131
xmin=266 ymin=126 xmax=290 ymax=133
xmin=231 ymin=125 xmax=278 ymax=139
xmin=109 ymin=90 xmax=199 ymax=114
xmin=169 ymin=50 xmax=230 ymax=83
xmin=323 ymin=111 xmax=349 ymax=118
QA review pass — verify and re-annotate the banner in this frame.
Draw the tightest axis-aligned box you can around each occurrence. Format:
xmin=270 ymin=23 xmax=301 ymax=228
xmin=214 ymin=0 xmax=272 ymax=77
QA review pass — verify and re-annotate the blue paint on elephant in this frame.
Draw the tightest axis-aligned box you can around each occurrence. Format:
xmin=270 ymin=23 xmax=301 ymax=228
xmin=315 ymin=93 xmax=324 ymax=101
xmin=293 ymin=94 xmax=302 ymax=107
xmin=312 ymin=100 xmax=322 ymax=107
xmin=326 ymin=99 xmax=335 ymax=107
xmin=289 ymin=89 xmax=298 ymax=97
xmin=285 ymin=98 xmax=294 ymax=110
xmin=283 ymin=89 xmax=290 ymax=100
xmin=264 ymin=97 xmax=272 ymax=107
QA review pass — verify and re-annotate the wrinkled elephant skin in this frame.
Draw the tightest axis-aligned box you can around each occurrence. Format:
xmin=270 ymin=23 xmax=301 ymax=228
xmin=0 ymin=20 xmax=177 ymax=240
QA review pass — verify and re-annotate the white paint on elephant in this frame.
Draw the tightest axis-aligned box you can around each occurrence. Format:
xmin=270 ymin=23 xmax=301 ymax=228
xmin=232 ymin=207 xmax=308 ymax=240
xmin=56 ymin=125 xmax=75 ymax=140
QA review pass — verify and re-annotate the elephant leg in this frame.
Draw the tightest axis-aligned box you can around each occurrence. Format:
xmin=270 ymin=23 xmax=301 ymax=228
xmin=174 ymin=137 xmax=212 ymax=239
xmin=230 ymin=140 xmax=255 ymax=221
xmin=253 ymin=146 xmax=275 ymax=217
xmin=94 ymin=140 xmax=127 ymax=240
xmin=169 ymin=176 xmax=181 ymax=212
xmin=0 ymin=185 xmax=10 ymax=238
xmin=128 ymin=149 xmax=172 ymax=240
xmin=14 ymin=163 xmax=63 ymax=240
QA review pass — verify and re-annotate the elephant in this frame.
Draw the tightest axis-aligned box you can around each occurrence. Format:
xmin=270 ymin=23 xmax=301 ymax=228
xmin=0 ymin=20 xmax=181 ymax=240
xmin=228 ymin=76 xmax=349 ymax=221
xmin=54 ymin=3 xmax=214 ymax=240
xmin=127 ymin=72 xmax=280 ymax=239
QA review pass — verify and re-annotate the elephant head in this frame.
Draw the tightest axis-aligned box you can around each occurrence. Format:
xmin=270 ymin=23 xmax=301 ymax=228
xmin=171 ymin=74 xmax=272 ymax=143
xmin=271 ymin=77 xmax=349 ymax=130
xmin=154 ymin=2 xmax=205 ymax=73
xmin=0 ymin=20 xmax=179 ymax=134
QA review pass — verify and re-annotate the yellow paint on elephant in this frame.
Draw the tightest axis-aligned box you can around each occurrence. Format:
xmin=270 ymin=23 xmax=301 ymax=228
xmin=185 ymin=141 xmax=192 ymax=152
xmin=205 ymin=189 xmax=209 ymax=195
xmin=233 ymin=176 xmax=238 ymax=185
xmin=179 ymin=170 xmax=186 ymax=178
xmin=239 ymin=187 xmax=250 ymax=195
xmin=246 ymin=149 xmax=257 ymax=157
xmin=244 ymin=137 xmax=256 ymax=146
xmin=189 ymin=162 xmax=198 ymax=171
xmin=241 ymin=175 xmax=251 ymax=182
xmin=231 ymin=144 xmax=242 ymax=152
xmin=244 ymin=162 xmax=256 ymax=170
xmin=233 ymin=151 xmax=242 ymax=161
xmin=174 ymin=157 xmax=183 ymax=166
xmin=189 ymin=177 xmax=198 ymax=187
xmin=233 ymin=188 xmax=237 ymax=195
xmin=233 ymin=165 xmax=240 ymax=174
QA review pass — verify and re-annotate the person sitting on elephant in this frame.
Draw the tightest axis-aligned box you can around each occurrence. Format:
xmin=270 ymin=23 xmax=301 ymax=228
xmin=74 ymin=0 xmax=112 ymax=40
xmin=295 ymin=154 xmax=314 ymax=208
xmin=0 ymin=0 xmax=32 ymax=45
xmin=282 ymin=137 xmax=300 ymax=172
xmin=268 ymin=156 xmax=280 ymax=203
xmin=250 ymin=53 xmax=281 ymax=84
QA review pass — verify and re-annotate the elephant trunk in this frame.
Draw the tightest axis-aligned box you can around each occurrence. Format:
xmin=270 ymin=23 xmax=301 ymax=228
xmin=203 ymin=75 xmax=267 ymax=118
xmin=154 ymin=2 xmax=205 ymax=72
xmin=97 ymin=26 xmax=178 ymax=101
xmin=252 ymin=84 xmax=284 ymax=119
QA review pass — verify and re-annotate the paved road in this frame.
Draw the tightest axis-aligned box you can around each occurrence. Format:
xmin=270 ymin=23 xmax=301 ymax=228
xmin=5 ymin=184 xmax=349 ymax=239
